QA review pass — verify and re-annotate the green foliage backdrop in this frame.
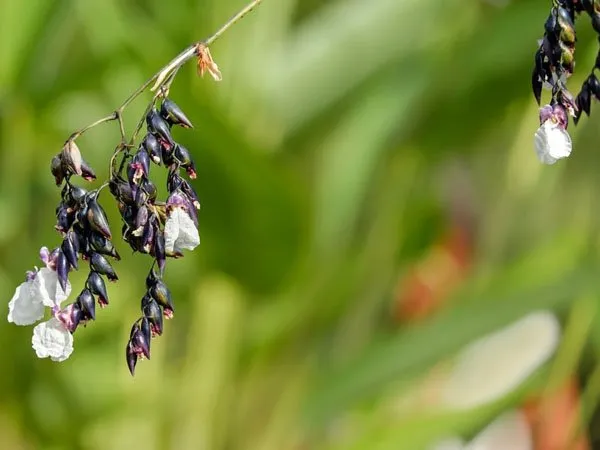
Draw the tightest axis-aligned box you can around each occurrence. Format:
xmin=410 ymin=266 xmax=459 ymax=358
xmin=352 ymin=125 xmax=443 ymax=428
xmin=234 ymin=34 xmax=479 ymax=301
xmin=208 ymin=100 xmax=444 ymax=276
xmin=1 ymin=0 xmax=600 ymax=449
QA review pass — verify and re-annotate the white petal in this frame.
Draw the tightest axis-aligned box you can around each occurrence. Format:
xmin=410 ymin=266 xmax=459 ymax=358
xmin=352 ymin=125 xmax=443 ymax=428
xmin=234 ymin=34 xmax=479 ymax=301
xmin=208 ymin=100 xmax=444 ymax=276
xmin=440 ymin=311 xmax=560 ymax=410
xmin=534 ymin=121 xmax=572 ymax=165
xmin=465 ymin=410 xmax=532 ymax=450
xmin=33 ymin=267 xmax=71 ymax=308
xmin=7 ymin=282 xmax=45 ymax=326
xmin=164 ymin=207 xmax=200 ymax=253
xmin=32 ymin=317 xmax=73 ymax=362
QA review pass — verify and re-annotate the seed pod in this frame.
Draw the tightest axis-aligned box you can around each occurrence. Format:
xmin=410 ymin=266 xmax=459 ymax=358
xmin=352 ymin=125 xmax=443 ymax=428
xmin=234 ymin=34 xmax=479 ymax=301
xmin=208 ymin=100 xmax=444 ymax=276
xmin=90 ymin=253 xmax=118 ymax=281
xmin=87 ymin=271 xmax=109 ymax=306
xmin=61 ymin=233 xmax=79 ymax=270
xmin=56 ymin=250 xmax=70 ymax=292
xmin=143 ymin=297 xmax=163 ymax=336
xmin=61 ymin=140 xmax=83 ymax=176
xmin=143 ymin=133 xmax=162 ymax=165
xmin=126 ymin=342 xmax=138 ymax=376
xmin=80 ymin=159 xmax=97 ymax=181
xmin=89 ymin=232 xmax=120 ymax=260
xmin=146 ymin=108 xmax=174 ymax=146
xmin=130 ymin=322 xmax=150 ymax=359
xmin=77 ymin=288 xmax=96 ymax=321
xmin=86 ymin=196 xmax=112 ymax=239
xmin=149 ymin=280 xmax=174 ymax=317
xmin=160 ymin=98 xmax=193 ymax=128
xmin=51 ymin=154 xmax=65 ymax=185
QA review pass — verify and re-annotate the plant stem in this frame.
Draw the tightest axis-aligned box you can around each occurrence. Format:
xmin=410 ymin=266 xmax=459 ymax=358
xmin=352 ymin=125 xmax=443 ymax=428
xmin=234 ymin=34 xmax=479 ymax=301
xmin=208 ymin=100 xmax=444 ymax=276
xmin=67 ymin=0 xmax=262 ymax=142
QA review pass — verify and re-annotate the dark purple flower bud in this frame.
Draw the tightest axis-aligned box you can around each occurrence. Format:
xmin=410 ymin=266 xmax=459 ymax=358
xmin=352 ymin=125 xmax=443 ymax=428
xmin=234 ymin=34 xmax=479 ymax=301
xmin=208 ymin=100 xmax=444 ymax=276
xmin=588 ymin=74 xmax=600 ymax=99
xmin=51 ymin=154 xmax=65 ymax=186
xmin=77 ymin=288 xmax=96 ymax=321
xmin=141 ymin=219 xmax=155 ymax=254
xmin=142 ymin=297 xmax=163 ymax=337
xmin=142 ymin=179 xmax=157 ymax=203
xmin=130 ymin=322 xmax=150 ymax=360
xmin=127 ymin=162 xmax=145 ymax=186
xmin=68 ymin=186 xmax=88 ymax=204
xmin=149 ymin=280 xmax=173 ymax=318
xmin=56 ymin=302 xmax=84 ymax=333
xmin=90 ymin=253 xmax=118 ymax=281
xmin=140 ymin=317 xmax=153 ymax=345
xmin=55 ymin=205 xmax=74 ymax=234
xmin=154 ymin=231 xmax=166 ymax=275
xmin=160 ymin=98 xmax=193 ymax=128
xmin=56 ymin=250 xmax=70 ymax=292
xmin=146 ymin=108 xmax=174 ymax=146
xmin=173 ymin=144 xmax=197 ymax=179
xmin=134 ymin=148 xmax=150 ymax=178
xmin=89 ymin=232 xmax=120 ymax=260
xmin=87 ymin=271 xmax=109 ymax=307
xmin=61 ymin=232 xmax=79 ymax=270
xmin=86 ymin=196 xmax=112 ymax=239
xmin=134 ymin=206 xmax=149 ymax=234
xmin=180 ymin=179 xmax=200 ymax=210
xmin=110 ymin=178 xmax=135 ymax=205
xmin=143 ymin=133 xmax=162 ymax=165
xmin=126 ymin=342 xmax=138 ymax=376
xmin=134 ymin=187 xmax=149 ymax=209
xmin=577 ymin=84 xmax=591 ymax=117
xmin=80 ymin=159 xmax=97 ymax=182
xmin=61 ymin=141 xmax=83 ymax=176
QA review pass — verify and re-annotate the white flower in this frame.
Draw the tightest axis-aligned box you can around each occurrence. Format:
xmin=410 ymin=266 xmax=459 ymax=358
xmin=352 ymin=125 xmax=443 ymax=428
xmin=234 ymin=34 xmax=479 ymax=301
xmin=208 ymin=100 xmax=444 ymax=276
xmin=7 ymin=282 xmax=45 ymax=326
xmin=440 ymin=311 xmax=560 ymax=410
xmin=32 ymin=317 xmax=73 ymax=362
xmin=164 ymin=207 xmax=200 ymax=254
xmin=7 ymin=268 xmax=71 ymax=326
xmin=430 ymin=410 xmax=532 ymax=450
xmin=534 ymin=120 xmax=572 ymax=165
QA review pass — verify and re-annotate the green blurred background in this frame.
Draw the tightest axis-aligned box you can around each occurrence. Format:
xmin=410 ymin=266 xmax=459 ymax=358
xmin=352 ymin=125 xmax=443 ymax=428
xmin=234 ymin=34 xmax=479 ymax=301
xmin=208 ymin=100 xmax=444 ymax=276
xmin=3 ymin=0 xmax=600 ymax=448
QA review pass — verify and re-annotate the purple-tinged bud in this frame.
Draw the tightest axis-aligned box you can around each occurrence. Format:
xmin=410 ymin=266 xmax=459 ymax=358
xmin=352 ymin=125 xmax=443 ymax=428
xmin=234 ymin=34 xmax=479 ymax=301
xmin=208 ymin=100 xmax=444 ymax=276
xmin=130 ymin=322 xmax=150 ymax=360
xmin=61 ymin=141 xmax=83 ymax=176
xmin=140 ymin=317 xmax=152 ymax=345
xmin=77 ymin=288 xmax=96 ymax=321
xmin=55 ymin=205 xmax=74 ymax=234
xmin=86 ymin=197 xmax=112 ymax=239
xmin=89 ymin=232 xmax=120 ymax=260
xmin=181 ymin=180 xmax=201 ymax=210
xmin=110 ymin=178 xmax=135 ymax=205
xmin=80 ymin=159 xmax=97 ymax=182
xmin=134 ymin=206 xmax=149 ymax=235
xmin=142 ymin=297 xmax=163 ymax=337
xmin=143 ymin=133 xmax=162 ymax=165
xmin=61 ymin=232 xmax=79 ymax=270
xmin=173 ymin=144 xmax=194 ymax=169
xmin=154 ymin=231 xmax=166 ymax=275
xmin=160 ymin=98 xmax=193 ymax=129
xmin=68 ymin=186 xmax=88 ymax=205
xmin=149 ymin=280 xmax=173 ymax=318
xmin=127 ymin=162 xmax=145 ymax=186
xmin=126 ymin=342 xmax=138 ymax=376
xmin=56 ymin=250 xmax=70 ymax=292
xmin=146 ymin=268 xmax=159 ymax=289
xmin=56 ymin=302 xmax=83 ymax=333
xmin=40 ymin=247 xmax=51 ymax=266
xmin=90 ymin=253 xmax=118 ymax=281
xmin=146 ymin=108 xmax=174 ymax=146
xmin=87 ymin=271 xmax=109 ymax=307
xmin=134 ymin=149 xmax=150 ymax=178
xmin=141 ymin=219 xmax=155 ymax=254
xmin=134 ymin=187 xmax=149 ymax=209
xmin=142 ymin=179 xmax=157 ymax=203
xmin=51 ymin=154 xmax=65 ymax=186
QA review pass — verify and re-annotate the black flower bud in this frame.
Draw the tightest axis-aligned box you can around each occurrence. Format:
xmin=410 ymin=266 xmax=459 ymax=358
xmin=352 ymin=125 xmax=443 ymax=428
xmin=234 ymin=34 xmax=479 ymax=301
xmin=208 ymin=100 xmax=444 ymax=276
xmin=61 ymin=232 xmax=79 ymax=270
xmin=130 ymin=322 xmax=151 ymax=360
xmin=51 ymin=155 xmax=66 ymax=186
xmin=143 ymin=133 xmax=162 ymax=165
xmin=142 ymin=297 xmax=163 ymax=336
xmin=77 ymin=288 xmax=96 ymax=321
xmin=146 ymin=108 xmax=174 ymax=147
xmin=126 ymin=342 xmax=138 ymax=376
xmin=86 ymin=196 xmax=112 ymax=239
xmin=87 ymin=271 xmax=109 ymax=307
xmin=149 ymin=280 xmax=173 ymax=318
xmin=80 ymin=159 xmax=97 ymax=182
xmin=56 ymin=250 xmax=70 ymax=291
xmin=160 ymin=98 xmax=193 ymax=128
xmin=90 ymin=253 xmax=118 ymax=281
xmin=89 ymin=232 xmax=120 ymax=260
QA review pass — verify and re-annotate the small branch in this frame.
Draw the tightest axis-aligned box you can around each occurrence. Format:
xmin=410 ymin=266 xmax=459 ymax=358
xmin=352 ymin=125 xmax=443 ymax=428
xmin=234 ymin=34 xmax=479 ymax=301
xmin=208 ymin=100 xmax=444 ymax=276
xmin=66 ymin=0 xmax=262 ymax=143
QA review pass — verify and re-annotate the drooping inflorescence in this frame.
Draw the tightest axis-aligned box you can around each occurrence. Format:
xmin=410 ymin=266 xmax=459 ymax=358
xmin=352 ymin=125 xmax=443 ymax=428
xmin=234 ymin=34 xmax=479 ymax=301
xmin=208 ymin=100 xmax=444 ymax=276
xmin=531 ymin=1 xmax=600 ymax=164
xmin=6 ymin=0 xmax=262 ymax=375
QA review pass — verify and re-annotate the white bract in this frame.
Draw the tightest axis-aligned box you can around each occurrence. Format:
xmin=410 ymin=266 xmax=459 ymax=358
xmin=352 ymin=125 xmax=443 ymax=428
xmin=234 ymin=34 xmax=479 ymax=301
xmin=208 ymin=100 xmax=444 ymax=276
xmin=164 ymin=207 xmax=200 ymax=253
xmin=32 ymin=317 xmax=73 ymax=362
xmin=534 ymin=120 xmax=572 ymax=165
xmin=8 ymin=268 xmax=71 ymax=326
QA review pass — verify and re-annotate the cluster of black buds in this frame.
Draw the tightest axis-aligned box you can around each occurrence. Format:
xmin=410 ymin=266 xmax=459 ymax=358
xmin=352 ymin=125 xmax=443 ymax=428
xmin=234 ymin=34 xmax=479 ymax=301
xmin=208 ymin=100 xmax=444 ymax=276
xmin=50 ymin=144 xmax=120 ymax=333
xmin=117 ymin=98 xmax=200 ymax=375
xmin=532 ymin=1 xmax=600 ymax=129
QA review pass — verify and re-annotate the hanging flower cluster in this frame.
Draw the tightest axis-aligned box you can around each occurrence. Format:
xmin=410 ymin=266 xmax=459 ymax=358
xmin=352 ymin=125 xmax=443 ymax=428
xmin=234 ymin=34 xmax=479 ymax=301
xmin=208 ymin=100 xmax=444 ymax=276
xmin=531 ymin=0 xmax=600 ymax=164
xmin=4 ymin=0 xmax=263 ymax=375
